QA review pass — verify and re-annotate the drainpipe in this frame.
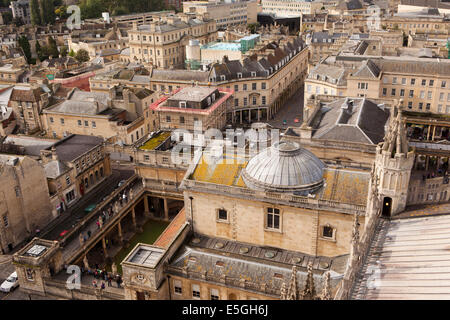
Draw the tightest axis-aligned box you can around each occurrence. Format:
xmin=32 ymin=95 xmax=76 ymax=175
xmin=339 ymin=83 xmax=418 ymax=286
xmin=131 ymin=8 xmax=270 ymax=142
xmin=189 ymin=196 xmax=194 ymax=234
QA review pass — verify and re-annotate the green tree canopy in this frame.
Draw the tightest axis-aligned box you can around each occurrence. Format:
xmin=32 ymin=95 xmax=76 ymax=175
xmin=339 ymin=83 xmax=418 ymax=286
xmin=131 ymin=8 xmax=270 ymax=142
xmin=30 ymin=0 xmax=41 ymax=26
xmin=47 ymin=36 xmax=59 ymax=58
xmin=75 ymin=49 xmax=90 ymax=62
xmin=18 ymin=36 xmax=32 ymax=64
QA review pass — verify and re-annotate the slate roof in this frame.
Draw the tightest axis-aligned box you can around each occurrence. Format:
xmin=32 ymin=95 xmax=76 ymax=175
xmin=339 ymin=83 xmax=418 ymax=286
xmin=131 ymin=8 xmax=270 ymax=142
xmin=209 ymin=36 xmax=305 ymax=82
xmin=42 ymin=57 xmax=78 ymax=68
xmin=51 ymin=134 xmax=104 ymax=162
xmin=374 ymin=59 xmax=450 ymax=76
xmin=151 ymin=69 xmax=209 ymax=82
xmin=311 ymin=97 xmax=389 ymax=144
xmin=351 ymin=59 xmax=381 ymax=78
xmin=308 ymin=63 xmax=347 ymax=85
xmin=44 ymin=159 xmax=70 ymax=179
xmin=10 ymin=87 xmax=43 ymax=102
xmin=167 ymin=234 xmax=347 ymax=294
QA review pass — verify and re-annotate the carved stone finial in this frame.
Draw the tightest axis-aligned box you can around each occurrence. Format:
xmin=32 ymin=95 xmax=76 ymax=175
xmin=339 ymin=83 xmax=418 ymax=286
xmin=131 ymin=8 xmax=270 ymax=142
xmin=287 ymin=265 xmax=298 ymax=300
xmin=301 ymin=262 xmax=316 ymax=300
xmin=280 ymin=282 xmax=288 ymax=300
xmin=352 ymin=213 xmax=360 ymax=244
xmin=320 ymin=271 xmax=332 ymax=300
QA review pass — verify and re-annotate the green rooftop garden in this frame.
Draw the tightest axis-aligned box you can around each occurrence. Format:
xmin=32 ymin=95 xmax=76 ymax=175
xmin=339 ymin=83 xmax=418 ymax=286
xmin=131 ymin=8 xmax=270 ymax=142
xmin=139 ymin=131 xmax=171 ymax=150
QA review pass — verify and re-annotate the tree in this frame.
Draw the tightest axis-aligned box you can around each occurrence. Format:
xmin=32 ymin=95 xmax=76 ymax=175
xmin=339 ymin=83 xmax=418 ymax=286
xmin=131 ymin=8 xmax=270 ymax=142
xmin=18 ymin=36 xmax=32 ymax=64
xmin=30 ymin=0 xmax=41 ymax=25
xmin=68 ymin=49 xmax=76 ymax=57
xmin=35 ymin=41 xmax=49 ymax=61
xmin=2 ymin=11 xmax=12 ymax=24
xmin=75 ymin=49 xmax=90 ymax=62
xmin=46 ymin=0 xmax=56 ymax=24
xmin=47 ymin=36 xmax=59 ymax=58
xmin=248 ymin=23 xmax=259 ymax=34
xmin=60 ymin=46 xmax=68 ymax=57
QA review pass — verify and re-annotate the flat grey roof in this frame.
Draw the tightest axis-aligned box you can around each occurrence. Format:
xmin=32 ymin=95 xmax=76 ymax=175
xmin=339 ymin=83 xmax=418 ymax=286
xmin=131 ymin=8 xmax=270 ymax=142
xmin=51 ymin=135 xmax=104 ymax=162
xmin=126 ymin=245 xmax=165 ymax=268
xmin=169 ymin=87 xmax=216 ymax=102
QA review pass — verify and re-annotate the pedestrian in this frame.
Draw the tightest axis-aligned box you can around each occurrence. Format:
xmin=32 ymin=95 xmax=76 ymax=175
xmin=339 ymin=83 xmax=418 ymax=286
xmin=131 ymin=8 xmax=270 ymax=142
xmin=107 ymin=275 xmax=112 ymax=287
xmin=123 ymin=192 xmax=126 ymax=203
xmin=115 ymin=276 xmax=121 ymax=288
xmin=96 ymin=220 xmax=100 ymax=229
xmin=92 ymin=280 xmax=97 ymax=288
xmin=88 ymin=230 xmax=92 ymax=238
xmin=101 ymin=282 xmax=105 ymax=290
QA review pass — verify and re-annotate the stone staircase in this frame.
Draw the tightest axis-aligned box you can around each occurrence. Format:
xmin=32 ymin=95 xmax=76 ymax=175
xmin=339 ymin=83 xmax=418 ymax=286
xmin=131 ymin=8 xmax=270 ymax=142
xmin=350 ymin=218 xmax=390 ymax=300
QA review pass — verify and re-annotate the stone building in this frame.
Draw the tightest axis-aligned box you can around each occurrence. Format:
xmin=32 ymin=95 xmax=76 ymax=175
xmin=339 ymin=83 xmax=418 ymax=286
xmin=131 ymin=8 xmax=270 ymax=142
xmin=0 ymin=154 xmax=53 ymax=254
xmin=8 ymin=85 xmax=49 ymax=134
xmin=147 ymin=35 xmax=308 ymax=124
xmin=183 ymin=0 xmax=258 ymax=30
xmin=305 ymin=56 xmax=450 ymax=115
xmin=146 ymin=86 xmax=232 ymax=133
xmin=127 ymin=13 xmax=218 ymax=67
xmin=44 ymin=134 xmax=112 ymax=199
xmin=261 ymin=0 xmax=324 ymax=17
xmin=42 ymin=87 xmax=157 ymax=145
xmin=0 ymin=64 xmax=25 ymax=85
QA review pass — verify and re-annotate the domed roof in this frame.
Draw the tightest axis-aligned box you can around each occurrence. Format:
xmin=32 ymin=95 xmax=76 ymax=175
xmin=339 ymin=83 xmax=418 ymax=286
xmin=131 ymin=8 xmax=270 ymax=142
xmin=242 ymin=141 xmax=325 ymax=194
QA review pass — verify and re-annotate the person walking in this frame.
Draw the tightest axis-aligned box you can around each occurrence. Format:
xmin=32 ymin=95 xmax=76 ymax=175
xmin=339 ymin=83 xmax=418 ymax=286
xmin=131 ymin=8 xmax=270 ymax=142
xmin=107 ymin=275 xmax=112 ymax=287
xmin=101 ymin=282 xmax=105 ymax=290
xmin=92 ymin=280 xmax=97 ymax=288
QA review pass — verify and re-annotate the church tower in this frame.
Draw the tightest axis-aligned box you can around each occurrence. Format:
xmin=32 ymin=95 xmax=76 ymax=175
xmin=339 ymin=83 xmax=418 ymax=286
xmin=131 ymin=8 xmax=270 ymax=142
xmin=372 ymin=100 xmax=415 ymax=217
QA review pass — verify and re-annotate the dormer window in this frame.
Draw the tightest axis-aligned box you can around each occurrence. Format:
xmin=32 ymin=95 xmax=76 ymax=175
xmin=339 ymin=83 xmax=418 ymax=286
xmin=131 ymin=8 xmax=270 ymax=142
xmin=251 ymin=71 xmax=256 ymax=77
xmin=220 ymin=75 xmax=226 ymax=81
xmin=237 ymin=72 xmax=242 ymax=79
xmin=179 ymin=101 xmax=186 ymax=108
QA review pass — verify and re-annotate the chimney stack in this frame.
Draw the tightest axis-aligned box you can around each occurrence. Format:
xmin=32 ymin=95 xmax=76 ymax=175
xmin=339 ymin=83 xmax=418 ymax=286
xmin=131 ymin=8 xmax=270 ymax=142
xmin=51 ymin=146 xmax=58 ymax=160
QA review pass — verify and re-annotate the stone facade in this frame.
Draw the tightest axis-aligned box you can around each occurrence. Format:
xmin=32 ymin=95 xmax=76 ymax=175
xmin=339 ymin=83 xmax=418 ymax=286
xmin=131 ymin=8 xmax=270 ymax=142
xmin=0 ymin=156 xmax=54 ymax=254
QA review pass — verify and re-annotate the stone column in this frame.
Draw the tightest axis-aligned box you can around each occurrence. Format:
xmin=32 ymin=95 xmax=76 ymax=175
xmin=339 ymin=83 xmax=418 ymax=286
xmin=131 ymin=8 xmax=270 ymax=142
xmin=143 ymin=196 xmax=150 ymax=217
xmin=425 ymin=155 xmax=430 ymax=171
xmin=117 ymin=221 xmax=123 ymax=244
xmin=131 ymin=207 xmax=137 ymax=228
xmin=163 ymin=198 xmax=169 ymax=221
xmin=102 ymin=237 xmax=108 ymax=258
xmin=239 ymin=111 xmax=242 ymax=124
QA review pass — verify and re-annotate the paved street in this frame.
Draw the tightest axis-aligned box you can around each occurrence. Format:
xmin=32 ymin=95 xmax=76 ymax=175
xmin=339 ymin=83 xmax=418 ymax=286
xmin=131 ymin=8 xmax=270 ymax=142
xmin=268 ymin=85 xmax=304 ymax=129
xmin=42 ymin=167 xmax=134 ymax=241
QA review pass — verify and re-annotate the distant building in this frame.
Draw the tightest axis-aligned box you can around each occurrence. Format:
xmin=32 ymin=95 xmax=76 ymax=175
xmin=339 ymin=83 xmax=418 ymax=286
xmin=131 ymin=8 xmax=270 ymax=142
xmin=9 ymin=0 xmax=31 ymax=25
xmin=260 ymin=0 xmax=324 ymax=17
xmin=183 ymin=0 xmax=258 ymax=30
xmin=127 ymin=13 xmax=218 ymax=67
